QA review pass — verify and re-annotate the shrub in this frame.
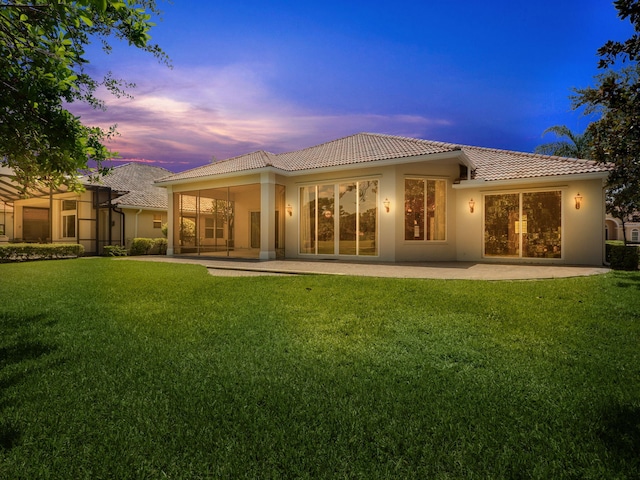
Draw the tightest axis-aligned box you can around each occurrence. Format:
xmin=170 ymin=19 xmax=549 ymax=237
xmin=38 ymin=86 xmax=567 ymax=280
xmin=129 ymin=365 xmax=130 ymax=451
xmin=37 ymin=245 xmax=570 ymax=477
xmin=129 ymin=238 xmax=155 ymax=256
xmin=0 ymin=243 xmax=84 ymax=263
xmin=153 ymin=238 xmax=168 ymax=255
xmin=607 ymin=244 xmax=639 ymax=270
xmin=129 ymin=238 xmax=167 ymax=256
xmin=103 ymin=245 xmax=128 ymax=257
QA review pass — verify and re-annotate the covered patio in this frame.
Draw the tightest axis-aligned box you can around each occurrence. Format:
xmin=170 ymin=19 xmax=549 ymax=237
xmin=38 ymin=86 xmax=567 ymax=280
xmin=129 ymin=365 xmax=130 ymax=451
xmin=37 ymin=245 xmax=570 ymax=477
xmin=168 ymin=176 xmax=286 ymax=260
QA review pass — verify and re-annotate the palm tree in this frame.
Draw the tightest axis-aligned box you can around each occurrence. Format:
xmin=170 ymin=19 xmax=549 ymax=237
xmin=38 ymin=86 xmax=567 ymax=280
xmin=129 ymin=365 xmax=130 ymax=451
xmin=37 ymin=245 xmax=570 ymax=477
xmin=534 ymin=125 xmax=592 ymax=159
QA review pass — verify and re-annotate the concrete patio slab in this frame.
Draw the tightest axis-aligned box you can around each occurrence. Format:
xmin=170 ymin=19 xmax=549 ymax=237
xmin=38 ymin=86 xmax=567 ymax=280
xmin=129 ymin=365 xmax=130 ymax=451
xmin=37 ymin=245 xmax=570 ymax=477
xmin=123 ymin=256 xmax=610 ymax=280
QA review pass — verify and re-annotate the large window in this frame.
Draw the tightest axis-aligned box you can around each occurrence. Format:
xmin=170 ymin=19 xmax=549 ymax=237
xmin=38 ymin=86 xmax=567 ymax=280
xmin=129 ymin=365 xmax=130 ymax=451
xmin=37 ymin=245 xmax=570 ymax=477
xmin=61 ymin=200 xmax=77 ymax=239
xmin=404 ymin=178 xmax=446 ymax=241
xmin=484 ymin=191 xmax=562 ymax=259
xmin=300 ymin=180 xmax=378 ymax=256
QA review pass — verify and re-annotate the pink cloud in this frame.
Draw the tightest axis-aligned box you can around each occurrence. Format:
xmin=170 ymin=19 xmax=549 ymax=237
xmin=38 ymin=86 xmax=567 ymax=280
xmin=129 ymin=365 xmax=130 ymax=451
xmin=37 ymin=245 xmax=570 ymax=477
xmin=69 ymin=63 xmax=454 ymax=172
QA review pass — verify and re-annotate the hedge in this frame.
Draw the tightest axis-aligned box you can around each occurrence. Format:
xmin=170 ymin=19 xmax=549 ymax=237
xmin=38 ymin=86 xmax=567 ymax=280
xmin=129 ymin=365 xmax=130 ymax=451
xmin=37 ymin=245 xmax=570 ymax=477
xmin=606 ymin=243 xmax=640 ymax=271
xmin=129 ymin=238 xmax=167 ymax=256
xmin=103 ymin=245 xmax=128 ymax=257
xmin=0 ymin=243 xmax=84 ymax=263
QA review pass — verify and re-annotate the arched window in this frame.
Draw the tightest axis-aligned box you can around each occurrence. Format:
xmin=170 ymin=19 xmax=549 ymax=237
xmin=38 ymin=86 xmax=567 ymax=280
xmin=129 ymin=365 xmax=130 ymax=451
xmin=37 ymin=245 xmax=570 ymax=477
xmin=631 ymin=228 xmax=639 ymax=243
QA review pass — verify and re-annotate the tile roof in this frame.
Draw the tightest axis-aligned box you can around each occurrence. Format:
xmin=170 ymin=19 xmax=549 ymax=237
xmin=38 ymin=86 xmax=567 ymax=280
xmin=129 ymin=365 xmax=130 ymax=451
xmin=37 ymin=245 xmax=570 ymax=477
xmin=81 ymin=162 xmax=172 ymax=209
xmin=461 ymin=145 xmax=609 ymax=181
xmin=157 ymin=133 xmax=610 ymax=184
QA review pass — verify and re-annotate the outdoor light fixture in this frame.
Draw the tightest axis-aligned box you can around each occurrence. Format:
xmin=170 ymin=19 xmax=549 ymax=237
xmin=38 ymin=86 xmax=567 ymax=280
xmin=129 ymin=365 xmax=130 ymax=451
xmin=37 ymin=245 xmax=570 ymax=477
xmin=286 ymin=204 xmax=293 ymax=216
xmin=383 ymin=198 xmax=390 ymax=212
xmin=574 ymin=193 xmax=583 ymax=210
xmin=469 ymin=198 xmax=475 ymax=213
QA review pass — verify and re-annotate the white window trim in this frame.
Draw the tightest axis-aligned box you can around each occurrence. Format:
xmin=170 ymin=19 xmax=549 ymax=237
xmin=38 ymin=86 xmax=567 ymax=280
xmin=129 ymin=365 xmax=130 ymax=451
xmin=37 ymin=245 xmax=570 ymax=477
xmin=481 ymin=189 xmax=564 ymax=261
xmin=403 ymin=176 xmax=448 ymax=244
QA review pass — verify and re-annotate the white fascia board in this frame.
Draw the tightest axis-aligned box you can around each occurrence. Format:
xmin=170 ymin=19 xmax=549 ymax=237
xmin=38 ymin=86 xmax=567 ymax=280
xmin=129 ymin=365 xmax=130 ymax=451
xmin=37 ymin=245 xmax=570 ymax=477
xmin=452 ymin=171 xmax=609 ymax=190
xmin=156 ymin=150 xmax=468 ymax=185
xmin=114 ymin=205 xmax=168 ymax=212
xmin=154 ymin=167 xmax=277 ymax=187
xmin=276 ymin=150 xmax=468 ymax=177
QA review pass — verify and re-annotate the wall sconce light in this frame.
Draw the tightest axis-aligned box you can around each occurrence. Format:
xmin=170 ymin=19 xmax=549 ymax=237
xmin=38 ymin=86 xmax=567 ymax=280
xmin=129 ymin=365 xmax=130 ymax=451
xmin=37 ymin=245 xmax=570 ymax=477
xmin=383 ymin=198 xmax=390 ymax=212
xmin=286 ymin=204 xmax=293 ymax=216
xmin=468 ymin=198 xmax=475 ymax=213
xmin=574 ymin=193 xmax=583 ymax=210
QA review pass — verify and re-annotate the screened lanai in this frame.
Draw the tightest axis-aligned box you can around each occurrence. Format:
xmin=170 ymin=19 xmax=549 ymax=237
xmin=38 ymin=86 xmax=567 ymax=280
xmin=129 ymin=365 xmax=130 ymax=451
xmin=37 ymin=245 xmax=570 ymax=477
xmin=172 ymin=183 xmax=286 ymax=259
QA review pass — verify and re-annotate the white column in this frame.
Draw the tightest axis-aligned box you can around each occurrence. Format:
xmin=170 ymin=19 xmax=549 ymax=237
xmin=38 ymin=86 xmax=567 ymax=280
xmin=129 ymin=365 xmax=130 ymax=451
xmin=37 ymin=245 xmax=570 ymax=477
xmin=166 ymin=186 xmax=174 ymax=255
xmin=260 ymin=172 xmax=276 ymax=260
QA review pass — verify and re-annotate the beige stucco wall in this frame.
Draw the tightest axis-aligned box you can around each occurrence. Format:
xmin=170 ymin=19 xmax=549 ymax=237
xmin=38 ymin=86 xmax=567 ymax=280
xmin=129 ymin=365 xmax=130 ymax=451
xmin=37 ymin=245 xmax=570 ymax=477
xmin=454 ymin=176 xmax=606 ymax=265
xmin=162 ymin=160 xmax=607 ymax=266
xmin=121 ymin=208 xmax=167 ymax=248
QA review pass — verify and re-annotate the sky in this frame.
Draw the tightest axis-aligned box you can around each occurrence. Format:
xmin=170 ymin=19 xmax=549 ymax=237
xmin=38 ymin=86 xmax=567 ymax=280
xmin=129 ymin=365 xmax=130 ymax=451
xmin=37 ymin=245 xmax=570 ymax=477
xmin=69 ymin=0 xmax=636 ymax=173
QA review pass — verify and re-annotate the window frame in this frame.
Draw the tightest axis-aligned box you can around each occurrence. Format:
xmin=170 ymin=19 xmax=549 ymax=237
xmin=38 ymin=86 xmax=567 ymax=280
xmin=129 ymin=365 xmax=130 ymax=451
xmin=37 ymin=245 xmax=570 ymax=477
xmin=61 ymin=200 xmax=77 ymax=239
xmin=482 ymin=189 xmax=563 ymax=260
xmin=298 ymin=178 xmax=379 ymax=257
xmin=403 ymin=177 xmax=447 ymax=242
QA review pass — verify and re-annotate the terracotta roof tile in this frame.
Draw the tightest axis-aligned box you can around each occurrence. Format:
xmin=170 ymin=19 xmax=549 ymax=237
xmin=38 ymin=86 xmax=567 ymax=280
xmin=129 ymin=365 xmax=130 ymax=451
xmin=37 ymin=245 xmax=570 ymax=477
xmin=157 ymin=133 xmax=610 ymax=184
xmin=81 ymin=162 xmax=172 ymax=209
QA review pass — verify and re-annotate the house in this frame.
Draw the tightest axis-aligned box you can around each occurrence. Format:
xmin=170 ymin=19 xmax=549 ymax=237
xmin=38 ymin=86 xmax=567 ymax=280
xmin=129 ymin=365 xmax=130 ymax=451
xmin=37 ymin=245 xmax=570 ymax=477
xmin=3 ymin=163 xmax=170 ymax=254
xmin=606 ymin=215 xmax=640 ymax=243
xmin=156 ymin=133 xmax=611 ymax=265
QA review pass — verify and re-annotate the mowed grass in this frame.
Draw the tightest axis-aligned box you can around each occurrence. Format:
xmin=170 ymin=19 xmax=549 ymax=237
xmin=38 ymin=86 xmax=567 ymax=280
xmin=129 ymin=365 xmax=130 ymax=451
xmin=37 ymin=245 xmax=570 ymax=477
xmin=1 ymin=258 xmax=639 ymax=479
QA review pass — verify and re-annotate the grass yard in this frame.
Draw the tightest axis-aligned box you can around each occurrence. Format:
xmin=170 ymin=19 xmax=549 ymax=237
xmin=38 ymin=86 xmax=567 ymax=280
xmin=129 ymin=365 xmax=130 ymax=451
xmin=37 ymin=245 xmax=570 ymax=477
xmin=1 ymin=258 xmax=639 ymax=479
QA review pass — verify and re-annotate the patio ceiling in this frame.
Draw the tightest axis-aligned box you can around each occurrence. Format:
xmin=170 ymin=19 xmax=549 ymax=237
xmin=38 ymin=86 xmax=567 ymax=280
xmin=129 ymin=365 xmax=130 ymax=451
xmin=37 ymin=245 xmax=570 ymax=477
xmin=0 ymin=166 xmax=70 ymax=204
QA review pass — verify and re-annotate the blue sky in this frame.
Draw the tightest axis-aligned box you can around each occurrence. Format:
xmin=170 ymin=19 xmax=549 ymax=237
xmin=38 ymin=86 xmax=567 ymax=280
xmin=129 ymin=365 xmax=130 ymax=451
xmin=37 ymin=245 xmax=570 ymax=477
xmin=70 ymin=0 xmax=635 ymax=172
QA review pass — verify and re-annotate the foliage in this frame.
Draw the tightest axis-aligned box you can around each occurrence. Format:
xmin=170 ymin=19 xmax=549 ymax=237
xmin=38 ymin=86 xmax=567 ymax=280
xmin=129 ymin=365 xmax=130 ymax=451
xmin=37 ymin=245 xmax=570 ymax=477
xmin=102 ymin=244 xmax=127 ymax=256
xmin=0 ymin=259 xmax=639 ymax=478
xmin=129 ymin=237 xmax=166 ymax=255
xmin=0 ymin=242 xmax=83 ymax=262
xmin=0 ymin=0 xmax=168 ymax=194
xmin=607 ymin=243 xmax=640 ymax=270
xmin=534 ymin=125 xmax=592 ymax=158
xmin=128 ymin=237 xmax=154 ymax=255
xmin=573 ymin=65 xmax=640 ymax=243
xmin=572 ymin=1 xmax=640 ymax=243
xmin=597 ymin=0 xmax=640 ymax=68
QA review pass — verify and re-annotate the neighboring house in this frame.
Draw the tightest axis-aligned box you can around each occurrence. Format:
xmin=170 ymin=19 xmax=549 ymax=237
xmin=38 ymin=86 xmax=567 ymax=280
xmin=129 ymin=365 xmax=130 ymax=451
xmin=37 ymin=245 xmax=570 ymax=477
xmin=3 ymin=163 xmax=170 ymax=254
xmin=0 ymin=199 xmax=13 ymax=241
xmin=156 ymin=132 xmax=610 ymax=265
xmin=605 ymin=215 xmax=640 ymax=243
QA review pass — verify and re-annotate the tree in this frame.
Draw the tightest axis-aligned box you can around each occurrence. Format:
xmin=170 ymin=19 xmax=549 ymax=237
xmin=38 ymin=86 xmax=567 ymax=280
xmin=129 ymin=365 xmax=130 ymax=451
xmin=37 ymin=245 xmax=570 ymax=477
xmin=0 ymin=0 xmax=168 ymax=193
xmin=572 ymin=0 xmax=640 ymax=245
xmin=534 ymin=125 xmax=592 ymax=158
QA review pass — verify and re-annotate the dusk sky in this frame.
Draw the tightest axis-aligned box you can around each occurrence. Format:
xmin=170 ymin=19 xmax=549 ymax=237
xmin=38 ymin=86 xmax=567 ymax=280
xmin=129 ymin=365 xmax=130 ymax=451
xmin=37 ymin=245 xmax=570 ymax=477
xmin=70 ymin=1 xmax=635 ymax=173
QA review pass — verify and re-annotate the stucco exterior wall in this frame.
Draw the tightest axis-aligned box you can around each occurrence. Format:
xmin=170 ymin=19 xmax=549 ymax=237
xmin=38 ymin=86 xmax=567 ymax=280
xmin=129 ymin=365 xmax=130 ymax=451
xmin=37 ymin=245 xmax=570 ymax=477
xmin=121 ymin=208 xmax=167 ymax=248
xmin=454 ymin=176 xmax=606 ymax=266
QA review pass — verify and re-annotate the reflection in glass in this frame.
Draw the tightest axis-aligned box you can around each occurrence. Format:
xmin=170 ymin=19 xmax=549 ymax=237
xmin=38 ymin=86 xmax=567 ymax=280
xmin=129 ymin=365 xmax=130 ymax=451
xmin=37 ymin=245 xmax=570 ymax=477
xmin=484 ymin=194 xmax=520 ymax=257
xmin=523 ymin=191 xmax=561 ymax=258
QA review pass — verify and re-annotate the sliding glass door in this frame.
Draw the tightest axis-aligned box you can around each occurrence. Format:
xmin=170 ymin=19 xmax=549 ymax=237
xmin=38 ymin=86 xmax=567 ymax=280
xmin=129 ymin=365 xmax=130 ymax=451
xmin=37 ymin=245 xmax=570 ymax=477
xmin=300 ymin=180 xmax=378 ymax=256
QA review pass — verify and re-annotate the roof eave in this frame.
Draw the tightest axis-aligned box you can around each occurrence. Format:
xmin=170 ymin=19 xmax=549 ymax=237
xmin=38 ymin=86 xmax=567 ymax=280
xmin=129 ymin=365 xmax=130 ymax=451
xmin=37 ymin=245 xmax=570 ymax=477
xmin=452 ymin=171 xmax=610 ymax=189
xmin=275 ymin=149 xmax=467 ymax=177
xmin=155 ymin=166 xmax=291 ymax=186
xmin=113 ymin=204 xmax=168 ymax=211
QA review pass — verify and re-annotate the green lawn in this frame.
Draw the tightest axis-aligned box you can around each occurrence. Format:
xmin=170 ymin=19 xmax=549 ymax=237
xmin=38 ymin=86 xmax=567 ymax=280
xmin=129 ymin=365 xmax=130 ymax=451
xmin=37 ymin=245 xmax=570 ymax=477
xmin=1 ymin=258 xmax=639 ymax=479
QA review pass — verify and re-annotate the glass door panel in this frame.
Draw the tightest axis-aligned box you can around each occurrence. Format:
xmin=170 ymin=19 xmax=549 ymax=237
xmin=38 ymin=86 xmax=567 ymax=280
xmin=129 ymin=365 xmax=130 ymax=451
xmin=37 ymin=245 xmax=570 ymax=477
xmin=339 ymin=183 xmax=357 ymax=255
xmin=522 ymin=191 xmax=561 ymax=258
xmin=484 ymin=194 xmax=520 ymax=257
xmin=300 ymin=186 xmax=316 ymax=254
xmin=317 ymin=184 xmax=335 ymax=254
xmin=358 ymin=180 xmax=378 ymax=256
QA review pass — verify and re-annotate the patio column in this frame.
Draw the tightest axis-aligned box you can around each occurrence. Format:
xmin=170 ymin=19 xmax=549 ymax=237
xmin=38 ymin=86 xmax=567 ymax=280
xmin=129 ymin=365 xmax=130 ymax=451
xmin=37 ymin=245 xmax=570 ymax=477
xmin=166 ymin=186 xmax=174 ymax=255
xmin=260 ymin=172 xmax=276 ymax=260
